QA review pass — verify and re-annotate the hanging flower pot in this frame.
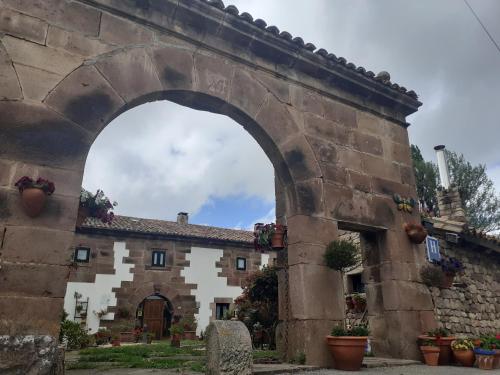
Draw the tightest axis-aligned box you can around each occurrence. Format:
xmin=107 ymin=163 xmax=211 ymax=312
xmin=271 ymin=224 xmax=287 ymax=249
xmin=78 ymin=189 xmax=117 ymax=225
xmin=15 ymin=176 xmax=55 ymax=218
xmin=404 ymin=222 xmax=427 ymax=244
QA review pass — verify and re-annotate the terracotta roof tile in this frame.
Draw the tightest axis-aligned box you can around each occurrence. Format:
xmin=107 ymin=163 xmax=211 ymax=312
xmin=201 ymin=0 xmax=419 ymax=100
xmin=80 ymin=215 xmax=254 ymax=244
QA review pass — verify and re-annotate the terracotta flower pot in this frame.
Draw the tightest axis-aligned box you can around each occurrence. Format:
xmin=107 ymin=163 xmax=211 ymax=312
xmin=404 ymin=223 xmax=427 ymax=244
xmin=420 ymin=346 xmax=440 ymax=366
xmin=271 ymin=227 xmax=286 ymax=249
xmin=418 ymin=335 xmax=455 ymax=365
xmin=183 ymin=331 xmax=197 ymax=340
xmin=76 ymin=206 xmax=89 ymax=227
xmin=111 ymin=339 xmax=121 ymax=347
xmin=21 ymin=188 xmax=47 ymax=217
xmin=493 ymin=349 xmax=500 ymax=369
xmin=476 ymin=354 xmax=495 ymax=370
xmin=326 ymin=335 xmax=368 ymax=371
xmin=453 ymin=349 xmax=475 ymax=367
xmin=441 ymin=274 xmax=454 ymax=289
xmin=171 ymin=334 xmax=181 ymax=347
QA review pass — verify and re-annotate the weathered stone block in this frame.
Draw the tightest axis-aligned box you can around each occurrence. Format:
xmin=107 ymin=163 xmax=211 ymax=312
xmin=361 ymin=154 xmax=401 ymax=182
xmin=252 ymin=71 xmax=290 ymax=104
xmin=256 ymin=95 xmax=301 ymax=146
xmin=206 ymin=320 xmax=252 ymax=375
xmin=195 ymin=53 xmax=234 ymax=101
xmin=46 ymin=25 xmax=115 ymax=57
xmin=337 ymin=147 xmax=364 ymax=172
xmin=96 ymin=47 xmax=162 ymax=103
xmin=281 ymin=135 xmax=322 ymax=182
xmin=2 ymin=227 xmax=73 ymax=265
xmin=0 ymin=262 xmax=68 ymax=298
xmin=0 ymin=296 xmax=63 ymax=337
xmin=320 ymin=162 xmax=348 ymax=184
xmin=13 ymin=64 xmax=62 ymax=101
xmin=0 ymin=42 xmax=22 ymax=100
xmin=2 ymin=0 xmax=101 ymax=36
xmin=0 ymin=8 xmax=48 ymax=44
xmin=288 ymin=263 xmax=343 ymax=320
xmin=323 ymin=98 xmax=357 ymax=128
xmin=0 ymin=101 xmax=91 ymax=168
xmin=293 ymin=179 xmax=325 ymax=216
xmin=228 ymin=69 xmax=267 ymax=117
xmin=286 ymin=215 xmax=338 ymax=246
xmin=381 ymin=280 xmax=434 ymax=311
xmin=0 ymin=335 xmax=61 ymax=375
xmin=290 ymin=86 xmax=325 ymax=116
xmin=353 ymin=131 xmax=383 ymax=156
xmin=303 ymin=113 xmax=353 ymax=145
xmin=2 ymin=35 xmax=82 ymax=76
xmin=348 ymin=170 xmax=372 ymax=193
xmin=99 ymin=12 xmax=154 ymax=46
xmin=357 ymin=111 xmax=387 ymax=137
xmin=287 ymin=243 xmax=329 ymax=267
xmin=45 ymin=65 xmax=125 ymax=133
xmin=149 ymin=45 xmax=194 ymax=90
xmin=305 ymin=135 xmax=338 ymax=163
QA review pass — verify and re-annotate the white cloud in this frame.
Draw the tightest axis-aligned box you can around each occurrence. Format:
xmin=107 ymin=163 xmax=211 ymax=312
xmin=83 ymin=101 xmax=275 ymax=221
xmin=246 ymin=207 xmax=277 ymax=230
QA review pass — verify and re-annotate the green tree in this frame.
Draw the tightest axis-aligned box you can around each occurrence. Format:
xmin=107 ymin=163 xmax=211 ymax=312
xmin=411 ymin=145 xmax=439 ymax=212
xmin=445 ymin=150 xmax=500 ymax=232
xmin=411 ymin=145 xmax=500 ymax=232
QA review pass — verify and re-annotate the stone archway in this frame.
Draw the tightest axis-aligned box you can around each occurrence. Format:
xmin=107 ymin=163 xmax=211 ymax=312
xmin=0 ymin=0 xmax=435 ymax=371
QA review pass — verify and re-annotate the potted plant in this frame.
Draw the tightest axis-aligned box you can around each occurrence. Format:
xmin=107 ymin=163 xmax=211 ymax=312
xmin=111 ymin=333 xmax=121 ymax=347
xmin=345 ymin=295 xmax=355 ymax=311
xmin=326 ymin=325 xmax=369 ymax=371
xmin=420 ymin=264 xmax=445 ymax=288
xmin=77 ymin=189 xmax=117 ymax=227
xmin=95 ymin=328 xmax=111 ymax=346
xmin=118 ymin=323 xmax=135 ymax=343
xmin=147 ymin=333 xmax=154 ymax=344
xmin=420 ymin=340 xmax=440 ymax=366
xmin=451 ymin=338 xmax=475 ymax=367
xmin=180 ymin=316 xmax=197 ymax=340
xmin=477 ymin=336 xmax=500 ymax=369
xmin=418 ymin=328 xmax=455 ymax=365
xmin=14 ymin=176 xmax=55 ymax=217
xmin=432 ymin=257 xmax=464 ymax=288
xmin=253 ymin=223 xmax=287 ymax=251
xmin=474 ymin=347 xmax=496 ymax=370
xmin=352 ymin=294 xmax=366 ymax=313
xmin=170 ymin=324 xmax=184 ymax=348
xmin=403 ymin=222 xmax=427 ymax=244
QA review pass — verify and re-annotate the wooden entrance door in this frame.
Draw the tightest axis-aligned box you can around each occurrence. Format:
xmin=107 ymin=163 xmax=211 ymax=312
xmin=143 ymin=299 xmax=165 ymax=339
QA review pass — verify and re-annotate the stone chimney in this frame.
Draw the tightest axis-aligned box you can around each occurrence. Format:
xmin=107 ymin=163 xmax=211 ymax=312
xmin=177 ymin=212 xmax=189 ymax=225
xmin=434 ymin=145 xmax=467 ymax=223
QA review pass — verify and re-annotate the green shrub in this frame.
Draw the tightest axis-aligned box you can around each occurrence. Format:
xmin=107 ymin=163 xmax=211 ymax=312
xmin=330 ymin=325 xmax=369 ymax=337
xmin=324 ymin=240 xmax=359 ymax=271
xmin=60 ymin=320 xmax=90 ymax=349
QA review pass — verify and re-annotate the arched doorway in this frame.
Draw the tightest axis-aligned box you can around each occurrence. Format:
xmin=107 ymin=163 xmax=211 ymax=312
xmin=137 ymin=294 xmax=174 ymax=340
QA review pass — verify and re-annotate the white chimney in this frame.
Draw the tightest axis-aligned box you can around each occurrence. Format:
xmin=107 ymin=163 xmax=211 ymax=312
xmin=434 ymin=145 xmax=451 ymax=189
xmin=177 ymin=212 xmax=188 ymax=225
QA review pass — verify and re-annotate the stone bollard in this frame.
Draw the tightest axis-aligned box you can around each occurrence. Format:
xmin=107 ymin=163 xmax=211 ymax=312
xmin=206 ymin=320 xmax=252 ymax=375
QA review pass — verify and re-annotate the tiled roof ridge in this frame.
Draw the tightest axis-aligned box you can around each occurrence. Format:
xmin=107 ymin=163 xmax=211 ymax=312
xmin=201 ymin=0 xmax=419 ymax=100
xmin=81 ymin=214 xmax=255 ymax=243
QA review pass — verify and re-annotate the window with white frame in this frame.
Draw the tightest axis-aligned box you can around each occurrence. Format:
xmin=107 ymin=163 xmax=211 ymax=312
xmin=236 ymin=257 xmax=247 ymax=271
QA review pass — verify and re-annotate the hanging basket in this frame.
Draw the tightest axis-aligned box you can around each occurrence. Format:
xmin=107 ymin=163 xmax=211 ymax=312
xmin=21 ymin=188 xmax=47 ymax=217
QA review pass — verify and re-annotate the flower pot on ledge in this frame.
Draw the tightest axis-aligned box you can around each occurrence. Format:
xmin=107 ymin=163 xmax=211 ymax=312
xmin=326 ymin=335 xmax=368 ymax=371
xmin=404 ymin=223 xmax=428 ymax=244
xmin=418 ymin=335 xmax=455 ymax=365
xmin=271 ymin=226 xmax=286 ymax=249
xmin=420 ymin=346 xmax=440 ymax=366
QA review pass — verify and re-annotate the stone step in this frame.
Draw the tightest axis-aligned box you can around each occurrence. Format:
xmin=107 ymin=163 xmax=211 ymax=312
xmin=363 ymin=357 xmax=421 ymax=368
xmin=253 ymin=364 xmax=320 ymax=374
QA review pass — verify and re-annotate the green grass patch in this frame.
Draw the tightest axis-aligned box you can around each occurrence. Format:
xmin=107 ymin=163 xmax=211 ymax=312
xmin=253 ymin=350 xmax=280 ymax=360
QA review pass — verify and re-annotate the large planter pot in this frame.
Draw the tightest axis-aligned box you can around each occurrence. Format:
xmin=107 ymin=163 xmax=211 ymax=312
xmin=420 ymin=346 xmax=440 ymax=366
xmin=271 ymin=227 xmax=286 ymax=249
xmin=418 ymin=335 xmax=455 ymax=365
xmin=476 ymin=354 xmax=495 ymax=370
xmin=441 ymin=274 xmax=454 ymax=289
xmin=111 ymin=339 xmax=121 ymax=347
xmin=21 ymin=188 xmax=47 ymax=217
xmin=76 ymin=206 xmax=90 ymax=227
xmin=493 ymin=349 xmax=500 ymax=369
xmin=183 ymin=331 xmax=197 ymax=340
xmin=171 ymin=334 xmax=181 ymax=348
xmin=326 ymin=335 xmax=368 ymax=371
xmin=119 ymin=332 xmax=135 ymax=343
xmin=453 ymin=349 xmax=475 ymax=367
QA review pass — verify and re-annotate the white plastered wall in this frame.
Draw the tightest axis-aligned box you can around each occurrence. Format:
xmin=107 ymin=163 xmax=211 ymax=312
xmin=63 ymin=241 xmax=134 ymax=333
xmin=181 ymin=247 xmax=270 ymax=335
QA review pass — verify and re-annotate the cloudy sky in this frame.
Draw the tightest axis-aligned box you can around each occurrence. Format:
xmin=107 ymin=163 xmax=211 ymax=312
xmin=83 ymin=0 xmax=500 ymax=229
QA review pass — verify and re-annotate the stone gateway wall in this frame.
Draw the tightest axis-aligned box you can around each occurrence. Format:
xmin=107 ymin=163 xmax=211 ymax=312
xmin=429 ymin=236 xmax=500 ymax=336
xmin=0 ymin=0 xmax=428 ymax=370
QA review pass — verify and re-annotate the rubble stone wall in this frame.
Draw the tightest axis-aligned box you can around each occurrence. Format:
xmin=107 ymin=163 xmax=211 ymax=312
xmin=429 ymin=236 xmax=500 ymax=336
